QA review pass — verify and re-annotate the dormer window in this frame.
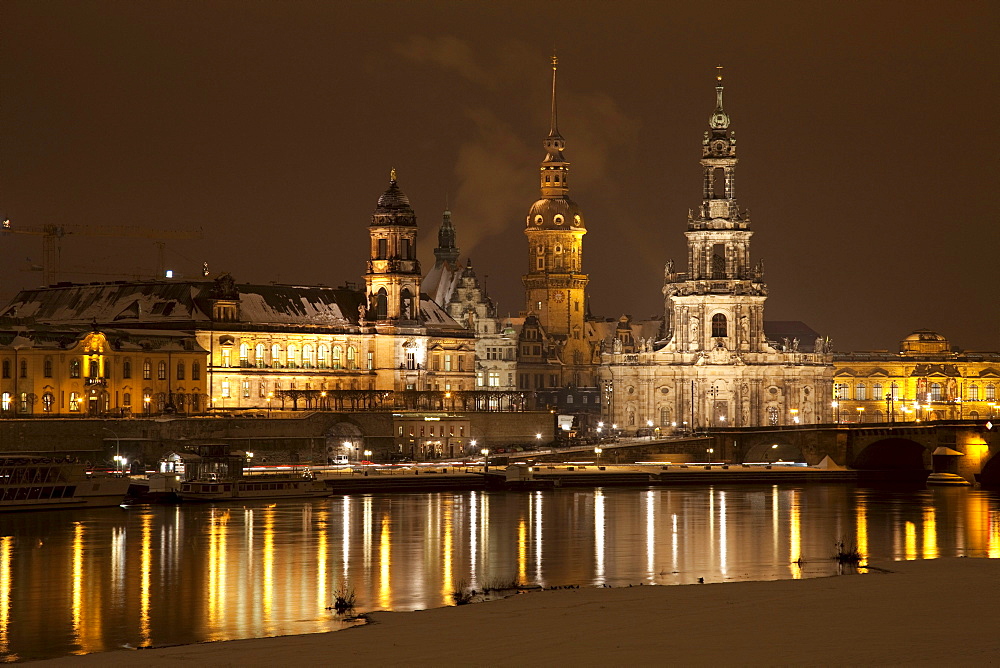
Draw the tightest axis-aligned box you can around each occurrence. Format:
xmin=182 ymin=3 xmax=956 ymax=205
xmin=554 ymin=214 xmax=564 ymax=225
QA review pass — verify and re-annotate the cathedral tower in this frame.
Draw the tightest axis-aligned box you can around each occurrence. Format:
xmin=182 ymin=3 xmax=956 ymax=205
xmin=522 ymin=56 xmax=590 ymax=368
xmin=663 ymin=70 xmax=767 ymax=353
xmin=365 ymin=170 xmax=421 ymax=323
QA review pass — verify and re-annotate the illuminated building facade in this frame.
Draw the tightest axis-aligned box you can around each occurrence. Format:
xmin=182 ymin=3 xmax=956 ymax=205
xmin=0 ymin=326 xmax=206 ymax=416
xmin=832 ymin=330 xmax=1000 ymax=423
xmin=517 ymin=56 xmax=599 ymax=415
xmin=598 ymin=73 xmax=833 ymax=430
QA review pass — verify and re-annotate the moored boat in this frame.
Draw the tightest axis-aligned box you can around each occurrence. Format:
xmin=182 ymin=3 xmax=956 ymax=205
xmin=0 ymin=453 xmax=131 ymax=511
xmin=175 ymin=444 xmax=330 ymax=502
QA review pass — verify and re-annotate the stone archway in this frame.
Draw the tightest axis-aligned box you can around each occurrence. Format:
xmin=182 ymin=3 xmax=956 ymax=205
xmin=979 ymin=451 xmax=1000 ymax=487
xmin=742 ymin=439 xmax=806 ymax=464
xmin=852 ymin=437 xmax=928 ymax=471
xmin=324 ymin=421 xmax=364 ymax=463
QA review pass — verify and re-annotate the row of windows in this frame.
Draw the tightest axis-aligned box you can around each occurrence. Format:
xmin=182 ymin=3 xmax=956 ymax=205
xmin=3 ymin=358 xmax=201 ymax=381
xmin=484 ymin=347 xmax=514 ymax=361
xmin=518 ymin=373 xmax=560 ymax=389
xmin=398 ymin=424 xmax=467 ymax=438
xmin=834 ymin=382 xmax=996 ymax=402
xmin=0 ymin=390 xmax=203 ymax=413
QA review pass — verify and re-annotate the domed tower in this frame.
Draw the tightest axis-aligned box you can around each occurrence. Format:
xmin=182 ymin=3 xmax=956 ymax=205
xmin=522 ymin=56 xmax=589 ymax=363
xmin=365 ymin=170 xmax=421 ymax=323
xmin=663 ymin=69 xmax=767 ymax=353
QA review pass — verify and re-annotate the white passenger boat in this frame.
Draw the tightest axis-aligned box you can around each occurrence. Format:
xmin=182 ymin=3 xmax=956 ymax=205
xmin=0 ymin=453 xmax=131 ymax=511
xmin=175 ymin=444 xmax=330 ymax=502
xmin=178 ymin=473 xmax=331 ymax=501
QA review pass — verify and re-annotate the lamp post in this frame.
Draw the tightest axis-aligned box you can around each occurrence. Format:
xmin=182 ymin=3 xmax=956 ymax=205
xmin=267 ymin=392 xmax=273 ymax=416
xmin=481 ymin=448 xmax=490 ymax=472
xmin=594 ymin=446 xmax=603 ymax=465
xmin=831 ymin=401 xmax=839 ymax=424
xmin=470 ymin=439 xmax=477 ymax=459
xmin=246 ymin=450 xmax=254 ymax=476
xmin=363 ymin=449 xmax=372 ymax=476
xmin=320 ymin=390 xmax=327 ymax=411
xmin=144 ymin=395 xmax=151 ymax=415
xmin=856 ymin=406 xmax=865 ymax=423
xmin=885 ymin=392 xmax=893 ymax=423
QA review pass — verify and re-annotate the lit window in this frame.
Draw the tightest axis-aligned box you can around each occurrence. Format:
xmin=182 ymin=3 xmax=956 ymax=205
xmin=367 ymin=351 xmax=374 ymax=370
xmin=318 ymin=345 xmax=329 ymax=367
xmin=69 ymin=392 xmax=80 ymax=412
xmin=445 ymin=355 xmax=452 ymax=372
xmin=192 ymin=362 xmax=201 ymax=380
xmin=873 ymin=383 xmax=883 ymax=400
xmin=0 ymin=392 xmax=9 ymax=410
xmin=347 ymin=346 xmax=356 ymax=369
xmin=158 ymin=361 xmax=167 ymax=380
xmin=287 ymin=344 xmax=298 ymax=367
xmin=239 ymin=343 xmax=249 ymax=364
xmin=143 ymin=359 xmax=151 ymax=380
xmin=255 ymin=343 xmax=265 ymax=366
xmin=303 ymin=344 xmax=314 ymax=368
xmin=488 ymin=371 xmax=500 ymax=387
xmin=271 ymin=344 xmax=282 ymax=367
xmin=242 ymin=380 xmax=250 ymax=398
xmin=969 ymin=385 xmax=979 ymax=401
xmin=931 ymin=383 xmax=942 ymax=401
xmin=69 ymin=359 xmax=81 ymax=378
xmin=855 ymin=383 xmax=866 ymax=401
xmin=333 ymin=346 xmax=343 ymax=369
xmin=221 ymin=381 xmax=231 ymax=398
xmin=221 ymin=349 xmax=231 ymax=368
xmin=987 ymin=384 xmax=996 ymax=401
xmin=43 ymin=392 xmax=55 ymax=412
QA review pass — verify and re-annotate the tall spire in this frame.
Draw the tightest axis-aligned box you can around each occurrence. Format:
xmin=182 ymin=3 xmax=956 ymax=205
xmin=434 ymin=209 xmax=459 ymax=264
xmin=549 ymin=54 xmax=560 ymax=139
xmin=710 ymin=65 xmax=730 ymax=131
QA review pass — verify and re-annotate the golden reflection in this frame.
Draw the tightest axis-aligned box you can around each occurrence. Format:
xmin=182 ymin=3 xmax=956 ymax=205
xmin=922 ymin=507 xmax=938 ymax=559
xmin=671 ymin=513 xmax=678 ymax=568
xmin=964 ymin=493 xmax=988 ymax=555
xmin=379 ymin=515 xmax=391 ymax=609
xmin=855 ymin=491 xmax=869 ymax=563
xmin=905 ymin=521 xmax=917 ymax=560
xmin=316 ymin=508 xmax=329 ymax=613
xmin=645 ymin=490 xmax=655 ymax=579
xmin=206 ymin=508 xmax=230 ymax=641
xmin=139 ymin=512 xmax=152 ymax=646
xmin=469 ymin=492 xmax=479 ymax=588
xmin=0 ymin=536 xmax=13 ymax=661
xmin=70 ymin=522 xmax=84 ymax=654
xmin=363 ymin=496 xmax=373 ymax=570
xmin=262 ymin=507 xmax=275 ymax=628
xmin=533 ymin=491 xmax=543 ymax=583
xmin=719 ymin=491 xmax=728 ymax=577
xmin=479 ymin=493 xmax=490 ymax=581
xmin=441 ymin=499 xmax=453 ymax=606
xmin=111 ymin=527 xmax=126 ymax=606
xmin=789 ymin=489 xmax=802 ymax=579
xmin=594 ymin=489 xmax=605 ymax=582
xmin=771 ymin=486 xmax=779 ymax=560
xmin=342 ymin=497 xmax=351 ymax=579
xmin=517 ymin=517 xmax=527 ymax=584
xmin=989 ymin=507 xmax=1000 ymax=559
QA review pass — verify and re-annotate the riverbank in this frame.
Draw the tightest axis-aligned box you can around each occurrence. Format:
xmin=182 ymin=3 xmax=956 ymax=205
xmin=34 ymin=557 xmax=999 ymax=666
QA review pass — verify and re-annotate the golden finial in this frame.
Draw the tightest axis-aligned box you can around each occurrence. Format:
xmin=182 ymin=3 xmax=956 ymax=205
xmin=716 ymin=64 xmax=724 ymax=83
xmin=551 ymin=53 xmax=558 ymax=69
xmin=390 ymin=167 xmax=397 ymax=182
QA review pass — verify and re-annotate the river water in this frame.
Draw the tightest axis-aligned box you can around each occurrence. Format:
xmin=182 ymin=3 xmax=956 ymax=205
xmin=2 ymin=483 xmax=999 ymax=662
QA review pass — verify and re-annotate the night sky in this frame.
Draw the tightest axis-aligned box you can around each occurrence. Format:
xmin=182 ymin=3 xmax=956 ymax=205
xmin=3 ymin=1 xmax=997 ymax=352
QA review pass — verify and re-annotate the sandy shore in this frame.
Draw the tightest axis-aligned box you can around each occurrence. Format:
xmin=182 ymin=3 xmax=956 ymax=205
xmin=35 ymin=558 xmax=999 ymax=667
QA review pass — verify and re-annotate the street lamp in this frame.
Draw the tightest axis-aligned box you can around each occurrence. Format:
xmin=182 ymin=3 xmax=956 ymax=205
xmin=144 ymin=395 xmax=151 ymax=415
xmin=320 ymin=390 xmax=327 ymax=410
xmin=363 ymin=449 xmax=372 ymax=476
xmin=246 ymin=450 xmax=254 ymax=475
xmin=470 ymin=439 xmax=477 ymax=458
xmin=594 ymin=446 xmax=603 ymax=465
xmin=856 ymin=406 xmax=865 ymax=423
xmin=481 ymin=448 xmax=490 ymax=472
xmin=267 ymin=392 xmax=273 ymax=415
xmin=831 ymin=400 xmax=839 ymax=424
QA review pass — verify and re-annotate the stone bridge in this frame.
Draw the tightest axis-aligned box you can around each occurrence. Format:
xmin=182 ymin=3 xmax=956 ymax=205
xmin=707 ymin=421 xmax=1000 ymax=484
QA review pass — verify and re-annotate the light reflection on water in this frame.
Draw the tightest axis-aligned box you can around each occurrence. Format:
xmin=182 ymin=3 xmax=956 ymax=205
xmin=1 ymin=483 xmax=999 ymax=662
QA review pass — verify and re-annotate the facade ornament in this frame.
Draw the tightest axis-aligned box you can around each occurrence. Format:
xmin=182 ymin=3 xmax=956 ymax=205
xmin=814 ymin=336 xmax=824 ymax=354
xmin=782 ymin=337 xmax=790 ymax=351
xmin=689 ymin=315 xmax=700 ymax=343
xmin=791 ymin=337 xmax=799 ymax=352
xmin=613 ymin=337 xmax=623 ymax=354
xmin=358 ymin=302 xmax=366 ymax=322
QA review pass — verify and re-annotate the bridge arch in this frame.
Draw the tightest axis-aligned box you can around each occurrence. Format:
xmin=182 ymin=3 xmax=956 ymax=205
xmin=852 ymin=437 xmax=928 ymax=470
xmin=324 ymin=420 xmax=365 ymax=461
xmin=979 ymin=451 xmax=1000 ymax=486
xmin=742 ymin=439 xmax=806 ymax=464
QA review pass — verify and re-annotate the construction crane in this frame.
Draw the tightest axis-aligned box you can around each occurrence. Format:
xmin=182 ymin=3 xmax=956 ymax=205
xmin=2 ymin=219 xmax=203 ymax=286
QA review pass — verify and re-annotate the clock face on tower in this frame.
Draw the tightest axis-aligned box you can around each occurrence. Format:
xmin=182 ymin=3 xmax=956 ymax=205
xmin=711 ymin=139 xmax=729 ymax=154
xmin=553 ymin=291 xmax=565 ymax=303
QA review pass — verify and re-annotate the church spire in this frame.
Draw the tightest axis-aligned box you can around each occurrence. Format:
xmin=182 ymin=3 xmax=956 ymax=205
xmin=710 ymin=65 xmax=730 ymax=131
xmin=540 ymin=55 xmax=569 ymax=198
xmin=434 ymin=208 xmax=460 ymax=264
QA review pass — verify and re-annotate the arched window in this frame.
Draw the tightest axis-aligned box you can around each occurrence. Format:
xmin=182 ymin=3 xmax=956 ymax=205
xmin=191 ymin=362 xmax=201 ymax=380
xmin=890 ymin=381 xmax=899 ymax=400
xmin=855 ymin=383 xmax=866 ymax=401
xmin=318 ymin=345 xmax=329 ymax=368
xmin=287 ymin=344 xmax=299 ymax=368
xmin=332 ymin=346 xmax=343 ymax=369
xmin=400 ymin=288 xmax=412 ymax=319
xmin=969 ymin=384 xmax=979 ymax=401
xmin=375 ymin=288 xmax=388 ymax=319
xmin=873 ymin=383 xmax=883 ymax=400
xmin=255 ymin=343 xmax=265 ymax=368
xmin=122 ymin=359 xmax=131 ymax=379
xmin=303 ymin=344 xmax=314 ymax=368
xmin=19 ymin=359 xmax=28 ymax=378
xmin=711 ymin=313 xmax=727 ymax=338
xmin=239 ymin=343 xmax=249 ymax=365
xmin=931 ymin=383 xmax=942 ymax=401
xmin=158 ymin=361 xmax=167 ymax=380
xmin=177 ymin=361 xmax=185 ymax=380
xmin=767 ymin=406 xmax=779 ymax=425
xmin=271 ymin=344 xmax=282 ymax=368
xmin=143 ymin=359 xmax=152 ymax=380
xmin=69 ymin=359 xmax=81 ymax=378
xmin=986 ymin=384 xmax=996 ymax=401
xmin=347 ymin=346 xmax=357 ymax=369
xmin=69 ymin=392 xmax=80 ymax=412
xmin=123 ymin=392 xmax=131 ymax=406
xmin=42 ymin=392 xmax=54 ymax=412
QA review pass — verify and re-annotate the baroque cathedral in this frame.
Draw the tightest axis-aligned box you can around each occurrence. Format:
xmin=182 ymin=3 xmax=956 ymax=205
xmin=1 ymin=59 xmax=838 ymax=437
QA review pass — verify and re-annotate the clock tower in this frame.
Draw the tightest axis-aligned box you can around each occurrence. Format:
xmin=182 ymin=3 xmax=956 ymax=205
xmin=522 ymin=56 xmax=591 ymax=377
